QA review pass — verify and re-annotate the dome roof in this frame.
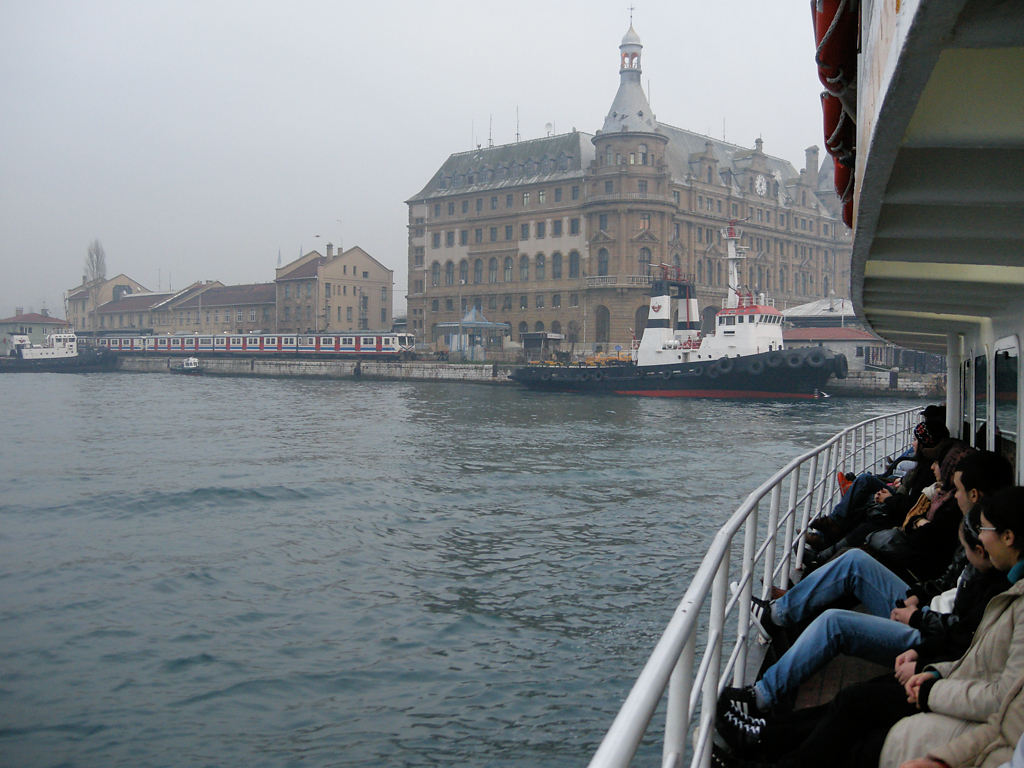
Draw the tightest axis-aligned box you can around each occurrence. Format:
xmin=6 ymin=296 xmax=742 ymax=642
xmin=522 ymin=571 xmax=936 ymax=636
xmin=621 ymin=25 xmax=642 ymax=47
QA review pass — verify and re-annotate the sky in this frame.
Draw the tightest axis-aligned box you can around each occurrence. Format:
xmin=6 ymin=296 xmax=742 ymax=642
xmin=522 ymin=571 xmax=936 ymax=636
xmin=0 ymin=0 xmax=827 ymax=320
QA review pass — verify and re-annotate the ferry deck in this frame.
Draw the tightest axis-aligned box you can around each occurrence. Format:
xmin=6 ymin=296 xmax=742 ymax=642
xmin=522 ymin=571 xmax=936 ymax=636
xmin=588 ymin=1 xmax=1024 ymax=766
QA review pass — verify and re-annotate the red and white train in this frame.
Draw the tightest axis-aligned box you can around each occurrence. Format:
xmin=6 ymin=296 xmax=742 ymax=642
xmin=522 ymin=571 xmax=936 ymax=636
xmin=96 ymin=332 xmax=417 ymax=359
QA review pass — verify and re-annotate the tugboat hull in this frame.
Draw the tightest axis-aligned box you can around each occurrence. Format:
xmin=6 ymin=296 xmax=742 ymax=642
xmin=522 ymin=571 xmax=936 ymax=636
xmin=0 ymin=347 xmax=119 ymax=373
xmin=511 ymin=348 xmax=845 ymax=399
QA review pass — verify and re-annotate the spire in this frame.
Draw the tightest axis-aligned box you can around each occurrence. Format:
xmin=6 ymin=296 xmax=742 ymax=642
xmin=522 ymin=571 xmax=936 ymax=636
xmin=601 ymin=24 xmax=657 ymax=134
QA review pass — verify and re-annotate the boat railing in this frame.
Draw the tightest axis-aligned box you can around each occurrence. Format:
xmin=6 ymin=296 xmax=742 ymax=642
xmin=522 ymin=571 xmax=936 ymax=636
xmin=587 ymin=404 xmax=921 ymax=768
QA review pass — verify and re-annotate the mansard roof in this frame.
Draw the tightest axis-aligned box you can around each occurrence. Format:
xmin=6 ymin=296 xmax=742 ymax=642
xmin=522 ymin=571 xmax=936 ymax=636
xmin=408 ymin=131 xmax=595 ymax=201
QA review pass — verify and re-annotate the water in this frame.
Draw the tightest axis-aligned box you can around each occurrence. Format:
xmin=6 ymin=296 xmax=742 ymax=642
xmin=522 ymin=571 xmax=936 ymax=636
xmin=0 ymin=373 xmax=911 ymax=767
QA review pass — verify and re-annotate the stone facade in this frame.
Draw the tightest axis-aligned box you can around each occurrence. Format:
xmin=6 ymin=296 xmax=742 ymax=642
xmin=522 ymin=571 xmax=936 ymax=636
xmin=65 ymin=273 xmax=149 ymax=332
xmin=406 ymin=26 xmax=852 ymax=353
xmin=275 ymin=245 xmax=393 ymax=333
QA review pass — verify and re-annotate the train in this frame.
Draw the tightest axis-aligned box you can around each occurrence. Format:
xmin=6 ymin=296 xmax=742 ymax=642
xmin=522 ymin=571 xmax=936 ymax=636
xmin=95 ymin=332 xmax=417 ymax=359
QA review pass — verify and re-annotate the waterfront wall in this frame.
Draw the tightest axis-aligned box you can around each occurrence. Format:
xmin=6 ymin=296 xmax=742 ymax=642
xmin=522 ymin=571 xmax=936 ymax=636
xmin=118 ymin=356 xmax=514 ymax=384
xmin=827 ymin=370 xmax=946 ymax=399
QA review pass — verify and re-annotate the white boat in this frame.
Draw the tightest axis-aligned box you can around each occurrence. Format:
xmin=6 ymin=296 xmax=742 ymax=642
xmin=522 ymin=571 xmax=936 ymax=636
xmin=0 ymin=331 xmax=118 ymax=373
xmin=170 ymin=356 xmax=204 ymax=375
xmin=588 ymin=1 xmax=1024 ymax=765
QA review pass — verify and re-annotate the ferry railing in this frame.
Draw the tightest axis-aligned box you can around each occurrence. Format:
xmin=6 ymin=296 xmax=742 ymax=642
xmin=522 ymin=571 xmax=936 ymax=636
xmin=588 ymin=405 xmax=921 ymax=768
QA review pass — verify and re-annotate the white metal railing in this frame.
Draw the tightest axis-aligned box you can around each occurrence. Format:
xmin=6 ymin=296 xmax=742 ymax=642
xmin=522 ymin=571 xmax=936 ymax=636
xmin=588 ymin=405 xmax=921 ymax=768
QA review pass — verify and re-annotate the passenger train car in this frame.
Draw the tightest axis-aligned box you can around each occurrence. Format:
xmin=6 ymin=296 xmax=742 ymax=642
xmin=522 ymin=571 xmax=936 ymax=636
xmin=96 ymin=332 xmax=417 ymax=359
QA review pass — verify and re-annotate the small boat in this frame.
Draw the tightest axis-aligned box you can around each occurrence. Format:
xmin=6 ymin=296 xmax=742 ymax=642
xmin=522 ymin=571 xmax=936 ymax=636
xmin=510 ymin=222 xmax=848 ymax=399
xmin=170 ymin=357 xmax=203 ymax=375
xmin=0 ymin=332 xmax=118 ymax=373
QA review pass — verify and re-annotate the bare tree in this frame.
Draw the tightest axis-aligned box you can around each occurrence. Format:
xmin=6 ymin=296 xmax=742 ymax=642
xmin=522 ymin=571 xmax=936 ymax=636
xmin=85 ymin=239 xmax=107 ymax=283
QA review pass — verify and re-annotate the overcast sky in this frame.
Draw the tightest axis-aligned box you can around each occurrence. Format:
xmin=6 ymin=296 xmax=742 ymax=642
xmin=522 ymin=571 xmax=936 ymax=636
xmin=1 ymin=0 xmax=827 ymax=320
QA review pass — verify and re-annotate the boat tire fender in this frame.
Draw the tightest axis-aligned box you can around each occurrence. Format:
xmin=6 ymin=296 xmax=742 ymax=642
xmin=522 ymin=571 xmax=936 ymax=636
xmin=539 ymin=370 xmax=552 ymax=382
xmin=716 ymin=357 xmax=734 ymax=375
xmin=786 ymin=352 xmax=804 ymax=368
xmin=659 ymin=370 xmax=673 ymax=380
xmin=766 ymin=351 xmax=783 ymax=368
xmin=834 ymin=354 xmax=849 ymax=379
xmin=706 ymin=363 xmax=719 ymax=379
xmin=592 ymin=370 xmax=605 ymax=382
xmin=748 ymin=359 xmax=764 ymax=375
xmin=807 ymin=350 xmax=826 ymax=368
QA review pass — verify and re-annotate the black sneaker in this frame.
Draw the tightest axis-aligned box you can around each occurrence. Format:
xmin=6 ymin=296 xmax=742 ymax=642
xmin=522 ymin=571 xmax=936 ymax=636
xmin=717 ymin=685 xmax=764 ymax=721
xmin=716 ymin=708 xmax=766 ymax=757
xmin=750 ymin=596 xmax=784 ymax=643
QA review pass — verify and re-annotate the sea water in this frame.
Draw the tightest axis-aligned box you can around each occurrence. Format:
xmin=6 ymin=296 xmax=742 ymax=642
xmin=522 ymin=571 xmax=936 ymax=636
xmin=0 ymin=372 xmax=911 ymax=767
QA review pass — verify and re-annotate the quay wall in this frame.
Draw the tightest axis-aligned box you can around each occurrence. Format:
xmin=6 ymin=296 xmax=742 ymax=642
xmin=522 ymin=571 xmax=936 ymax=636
xmin=117 ymin=356 xmax=514 ymax=383
xmin=116 ymin=358 xmax=943 ymax=398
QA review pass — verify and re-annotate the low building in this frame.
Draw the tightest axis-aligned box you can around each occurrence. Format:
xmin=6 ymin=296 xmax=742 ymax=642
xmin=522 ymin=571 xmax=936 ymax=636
xmin=169 ymin=283 xmax=276 ymax=334
xmin=783 ymin=326 xmax=888 ymax=372
xmin=65 ymin=274 xmax=149 ymax=333
xmin=0 ymin=309 xmax=70 ymax=354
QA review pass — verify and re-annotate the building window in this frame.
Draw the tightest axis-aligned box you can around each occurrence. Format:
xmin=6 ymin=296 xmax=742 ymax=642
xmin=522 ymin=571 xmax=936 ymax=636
xmin=490 ymin=227 xmax=498 ymax=242
xmin=569 ymin=251 xmax=580 ymax=278
xmin=598 ymin=213 xmax=608 ymax=231
xmin=249 ymin=309 xmax=256 ymax=322
xmin=459 ymin=230 xmax=468 ymax=246
xmin=459 ymin=260 xmax=468 ymax=284
xmin=604 ymin=180 xmax=613 ymax=194
xmin=504 ymin=257 xmax=514 ymax=282
xmin=598 ymin=248 xmax=609 ymax=276
xmin=552 ymin=293 xmax=561 ymax=308
xmin=552 ymin=252 xmax=562 ymax=279
xmin=569 ymin=218 xmax=580 ymax=235
xmin=535 ymin=253 xmax=545 ymax=280
xmin=444 ymin=262 xmax=454 ymax=285
xmin=640 ymin=213 xmax=651 ymax=230
xmin=461 ymin=200 xmax=468 ymax=213
xmin=488 ymin=295 xmax=497 ymax=310
xmin=445 ymin=298 xmax=453 ymax=311
xmin=554 ymin=188 xmax=562 ymax=202
xmin=536 ymin=294 xmax=544 ymax=309
xmin=536 ymin=221 xmax=546 ymax=238
xmin=432 ymin=232 xmax=441 ymax=248
xmin=476 ymin=198 xmax=483 ymax=212
xmin=490 ymin=196 xmax=498 ymax=210
xmin=446 ymin=231 xmax=455 ymax=247
xmin=571 ymin=186 xmax=579 ymax=200
xmin=502 ymin=294 xmax=512 ymax=310
xmin=433 ymin=203 xmax=441 ymax=217
xmin=522 ymin=192 xmax=530 ymax=206
xmin=570 ymin=293 xmax=579 ymax=307
xmin=431 ymin=299 xmax=439 ymax=311
xmin=505 ymin=225 xmax=513 ymax=240
xmin=519 ymin=295 xmax=528 ymax=310
xmin=638 ymin=180 xmax=648 ymax=194
xmin=552 ymin=219 xmax=562 ymax=236
xmin=521 ymin=223 xmax=530 ymax=240
xmin=506 ymin=194 xmax=513 ymax=207
xmin=414 ymin=246 xmax=424 ymax=266
xmin=430 ymin=262 xmax=440 ymax=286
xmin=538 ymin=190 xmax=546 ymax=204
xmin=488 ymin=258 xmax=498 ymax=283
xmin=473 ymin=259 xmax=483 ymax=284
xmin=639 ymin=247 xmax=651 ymax=275
xmin=519 ymin=254 xmax=530 ymax=281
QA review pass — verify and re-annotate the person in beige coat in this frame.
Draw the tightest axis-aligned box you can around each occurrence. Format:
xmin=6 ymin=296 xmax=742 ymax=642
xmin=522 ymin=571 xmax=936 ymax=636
xmin=882 ymin=487 xmax=1024 ymax=768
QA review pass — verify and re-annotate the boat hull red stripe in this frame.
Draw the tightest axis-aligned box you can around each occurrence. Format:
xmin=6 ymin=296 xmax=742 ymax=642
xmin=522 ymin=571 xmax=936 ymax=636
xmin=613 ymin=389 xmax=819 ymax=399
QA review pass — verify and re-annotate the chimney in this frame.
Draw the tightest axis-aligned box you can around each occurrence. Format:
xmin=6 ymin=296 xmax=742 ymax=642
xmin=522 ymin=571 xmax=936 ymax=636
xmin=805 ymin=146 xmax=820 ymax=188
xmin=15 ymin=306 xmax=24 ymax=316
xmin=755 ymin=137 xmax=763 ymax=154
xmin=326 ymin=243 xmax=334 ymax=258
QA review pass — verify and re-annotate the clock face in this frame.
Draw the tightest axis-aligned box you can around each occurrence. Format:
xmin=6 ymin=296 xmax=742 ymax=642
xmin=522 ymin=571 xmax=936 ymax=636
xmin=755 ymin=174 xmax=767 ymax=196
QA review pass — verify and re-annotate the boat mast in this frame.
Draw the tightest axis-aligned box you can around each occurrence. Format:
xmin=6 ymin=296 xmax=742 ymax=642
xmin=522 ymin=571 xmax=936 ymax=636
xmin=720 ymin=221 xmax=747 ymax=309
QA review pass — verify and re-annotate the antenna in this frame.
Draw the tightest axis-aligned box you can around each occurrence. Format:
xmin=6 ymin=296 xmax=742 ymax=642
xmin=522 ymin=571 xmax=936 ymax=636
xmin=488 ymin=114 xmax=493 ymax=147
xmin=515 ymin=106 xmax=520 ymax=143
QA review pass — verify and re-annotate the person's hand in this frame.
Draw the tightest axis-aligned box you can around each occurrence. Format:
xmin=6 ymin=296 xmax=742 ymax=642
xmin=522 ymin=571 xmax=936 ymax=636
xmin=899 ymin=760 xmax=946 ymax=768
xmin=895 ymin=649 xmax=919 ymax=668
xmin=895 ymin=659 xmax=918 ymax=685
xmin=905 ymin=672 xmax=934 ymax=705
xmin=892 ymin=478 xmax=902 ymax=489
xmin=891 ymin=605 xmax=918 ymax=624
xmin=903 ymin=595 xmax=920 ymax=609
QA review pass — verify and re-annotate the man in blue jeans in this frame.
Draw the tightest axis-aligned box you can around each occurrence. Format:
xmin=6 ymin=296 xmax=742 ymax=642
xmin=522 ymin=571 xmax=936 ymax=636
xmin=718 ymin=449 xmax=1013 ymax=725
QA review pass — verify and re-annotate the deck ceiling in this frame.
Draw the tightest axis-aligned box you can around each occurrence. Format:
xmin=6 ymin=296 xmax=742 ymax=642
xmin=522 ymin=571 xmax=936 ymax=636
xmin=851 ymin=0 xmax=1024 ymax=354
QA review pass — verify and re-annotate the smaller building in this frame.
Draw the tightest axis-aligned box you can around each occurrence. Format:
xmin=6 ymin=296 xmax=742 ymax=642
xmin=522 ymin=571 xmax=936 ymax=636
xmin=783 ymin=326 xmax=887 ymax=372
xmin=65 ymin=274 xmax=149 ymax=333
xmin=433 ymin=308 xmax=510 ymax=361
xmin=0 ymin=310 xmax=70 ymax=354
xmin=170 ymin=283 xmax=276 ymax=334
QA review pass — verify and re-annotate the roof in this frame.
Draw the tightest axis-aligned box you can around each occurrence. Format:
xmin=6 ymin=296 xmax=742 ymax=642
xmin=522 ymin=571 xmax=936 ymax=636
xmin=174 ymin=283 xmax=276 ymax=309
xmin=434 ymin=308 xmax=511 ymax=330
xmin=97 ymin=292 xmax=175 ymax=313
xmin=407 ymin=131 xmax=596 ymax=201
xmin=784 ymin=327 xmax=880 ymax=342
xmin=783 ymin=297 xmax=856 ymax=318
xmin=0 ymin=313 xmax=68 ymax=325
xmin=277 ymin=254 xmax=326 ymax=281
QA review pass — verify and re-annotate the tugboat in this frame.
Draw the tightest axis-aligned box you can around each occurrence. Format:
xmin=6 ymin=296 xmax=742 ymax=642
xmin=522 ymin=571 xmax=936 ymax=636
xmin=511 ymin=222 xmax=847 ymax=398
xmin=0 ymin=331 xmax=119 ymax=373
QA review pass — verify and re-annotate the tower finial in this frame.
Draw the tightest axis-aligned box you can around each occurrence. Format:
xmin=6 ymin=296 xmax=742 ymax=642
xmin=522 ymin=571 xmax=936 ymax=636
xmin=629 ymin=4 xmax=635 ymax=24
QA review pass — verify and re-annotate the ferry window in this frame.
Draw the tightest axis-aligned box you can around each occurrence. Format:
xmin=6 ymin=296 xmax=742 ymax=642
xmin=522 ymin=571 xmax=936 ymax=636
xmin=200 ymin=338 xmax=212 ymax=345
xmin=265 ymin=337 xmax=276 ymax=345
xmin=231 ymin=337 xmax=242 ymax=345
xmin=362 ymin=337 xmax=375 ymax=345
xmin=975 ymin=354 xmax=988 ymax=448
xmin=995 ymin=345 xmax=1018 ymax=473
xmin=343 ymin=337 xmax=353 ymax=345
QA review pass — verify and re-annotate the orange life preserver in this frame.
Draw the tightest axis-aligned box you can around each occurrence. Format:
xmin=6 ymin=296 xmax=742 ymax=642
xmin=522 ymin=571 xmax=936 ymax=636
xmin=813 ymin=0 xmax=858 ymax=95
xmin=833 ymin=156 xmax=855 ymax=202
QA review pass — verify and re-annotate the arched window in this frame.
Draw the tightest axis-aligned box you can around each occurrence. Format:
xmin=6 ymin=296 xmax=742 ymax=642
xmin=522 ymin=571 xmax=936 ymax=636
xmin=823 ymin=275 xmax=830 ymax=296
xmin=673 ymin=253 xmax=681 ymax=270
xmin=634 ymin=305 xmax=648 ymax=338
xmin=488 ymin=258 xmax=498 ymax=283
xmin=518 ymin=321 xmax=528 ymax=339
xmin=534 ymin=321 xmax=545 ymax=332
xmin=519 ymin=254 xmax=530 ymax=281
xmin=444 ymin=261 xmax=454 ymax=286
xmin=473 ymin=259 xmax=483 ymax=284
xmin=595 ymin=305 xmax=610 ymax=343
xmin=569 ymin=251 xmax=580 ymax=278
xmin=598 ymin=248 xmax=609 ymax=276
xmin=639 ymin=247 xmax=652 ymax=276
xmin=535 ymin=253 xmax=545 ymax=280
xmin=638 ymin=144 xmax=648 ymax=164
xmin=430 ymin=262 xmax=440 ymax=287
xmin=697 ymin=261 xmax=703 ymax=283
xmin=551 ymin=320 xmax=562 ymax=335
xmin=504 ymin=257 xmax=514 ymax=282
xmin=551 ymin=252 xmax=562 ymax=279
xmin=459 ymin=259 xmax=468 ymax=284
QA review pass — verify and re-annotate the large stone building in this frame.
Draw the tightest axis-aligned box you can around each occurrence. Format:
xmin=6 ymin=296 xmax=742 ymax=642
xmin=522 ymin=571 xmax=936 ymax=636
xmin=65 ymin=274 xmax=149 ymax=332
xmin=275 ymin=245 xmax=393 ymax=333
xmin=406 ymin=25 xmax=852 ymax=352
